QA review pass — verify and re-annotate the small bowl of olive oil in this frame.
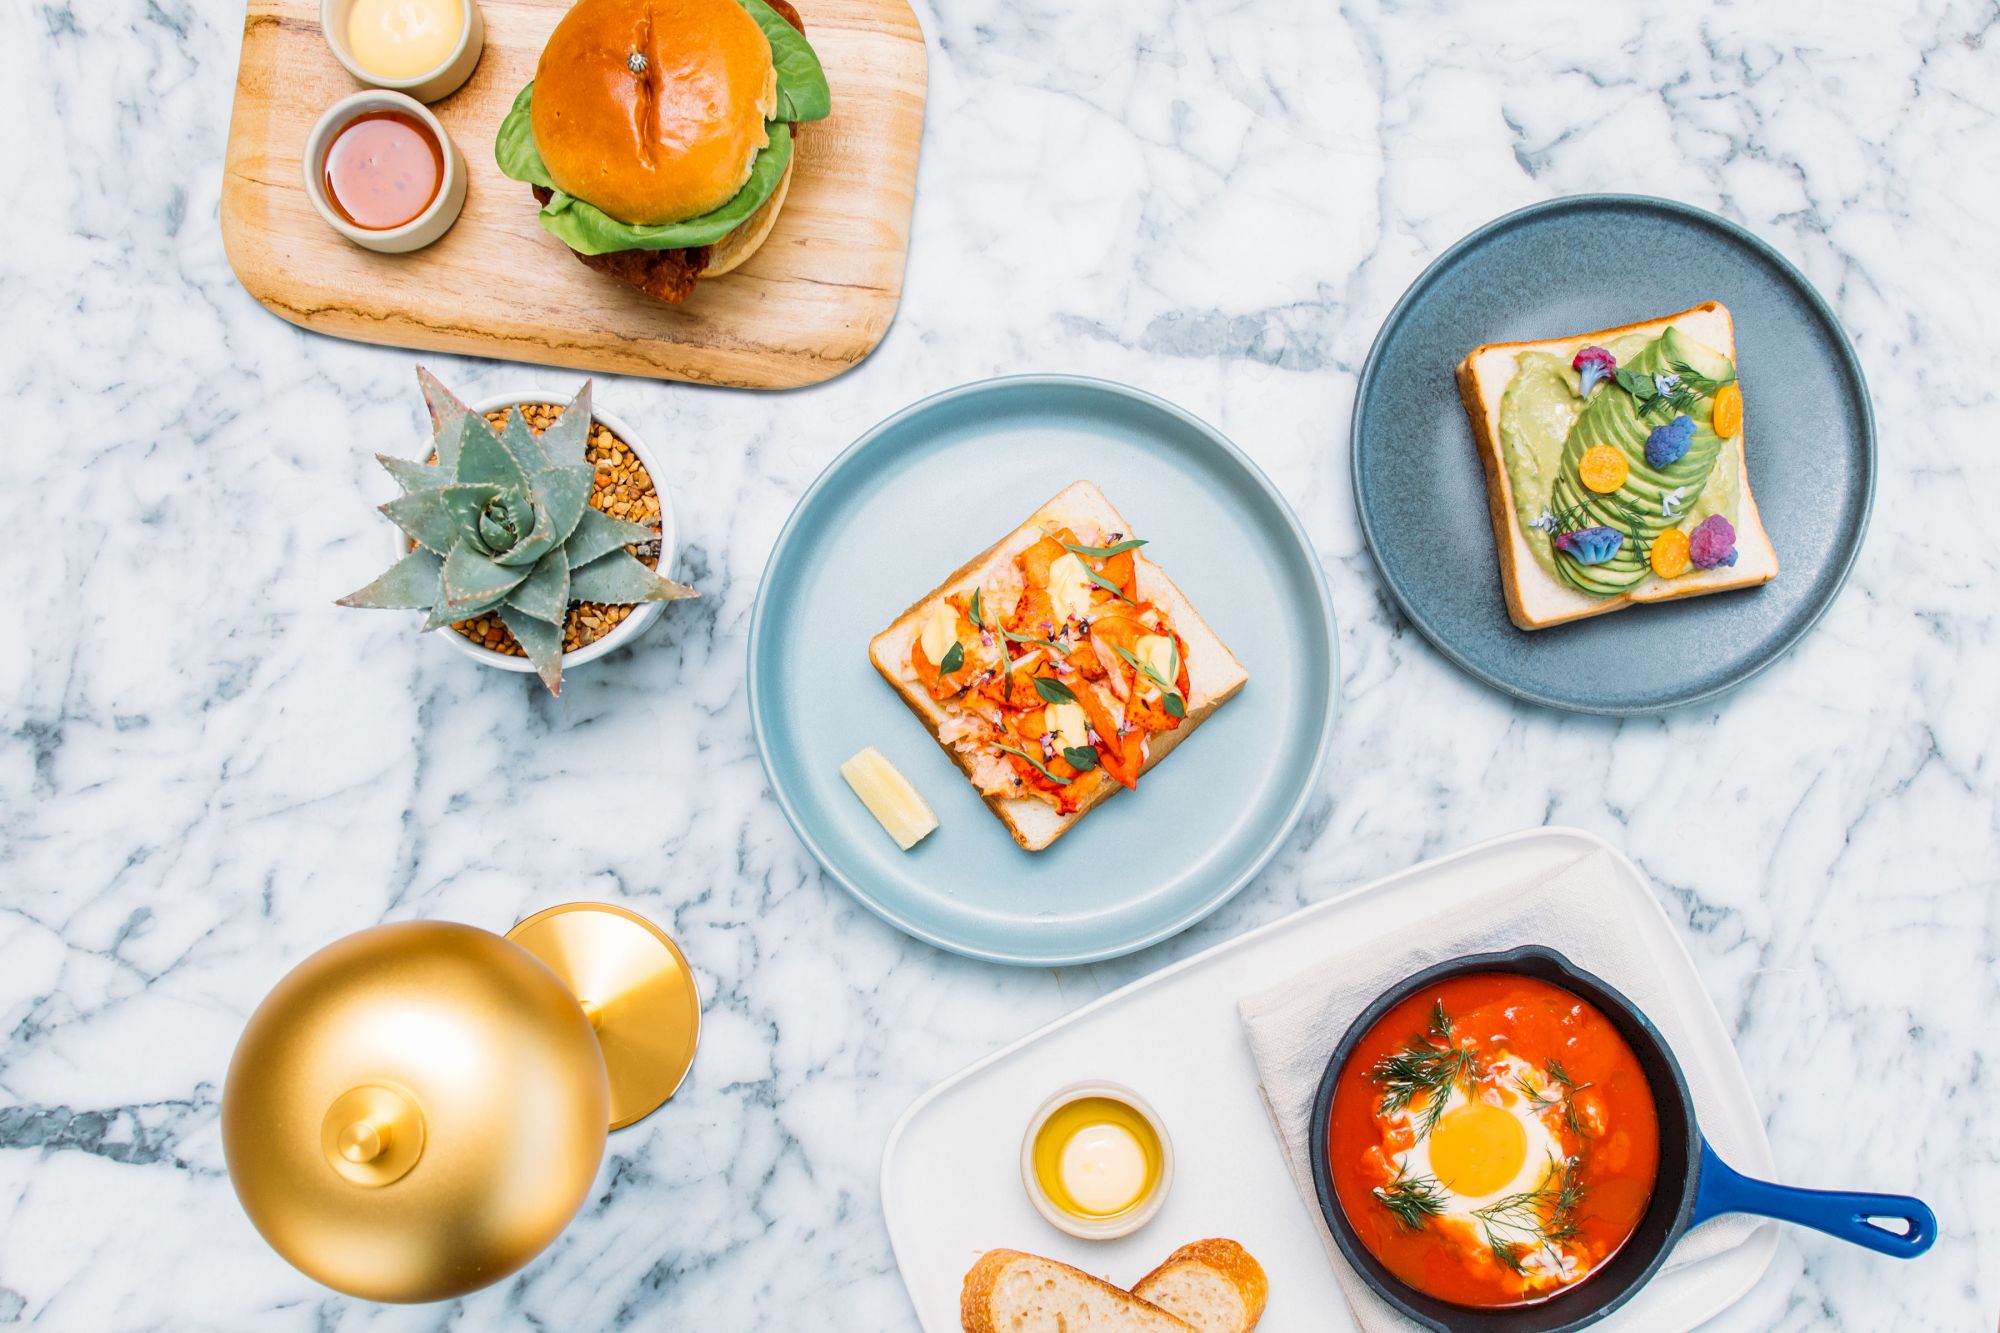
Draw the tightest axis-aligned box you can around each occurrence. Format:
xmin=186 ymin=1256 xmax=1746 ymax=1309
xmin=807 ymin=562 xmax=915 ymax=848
xmin=1020 ymin=1082 xmax=1173 ymax=1240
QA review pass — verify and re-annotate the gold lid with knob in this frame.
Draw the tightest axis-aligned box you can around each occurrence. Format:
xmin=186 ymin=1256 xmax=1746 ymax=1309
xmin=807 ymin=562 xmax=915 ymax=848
xmin=221 ymin=905 xmax=701 ymax=1304
xmin=505 ymin=901 xmax=701 ymax=1131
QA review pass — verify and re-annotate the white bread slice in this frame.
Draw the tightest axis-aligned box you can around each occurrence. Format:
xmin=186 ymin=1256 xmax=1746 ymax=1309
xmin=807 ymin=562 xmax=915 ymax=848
xmin=1129 ymin=1239 xmax=1268 ymax=1333
xmin=869 ymin=481 xmax=1249 ymax=852
xmin=961 ymin=1251 xmax=1193 ymax=1333
xmin=1456 ymin=301 xmax=1779 ymax=631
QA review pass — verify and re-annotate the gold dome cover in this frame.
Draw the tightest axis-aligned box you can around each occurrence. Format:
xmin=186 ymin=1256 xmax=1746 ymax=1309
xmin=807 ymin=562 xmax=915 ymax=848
xmin=221 ymin=920 xmax=610 ymax=1303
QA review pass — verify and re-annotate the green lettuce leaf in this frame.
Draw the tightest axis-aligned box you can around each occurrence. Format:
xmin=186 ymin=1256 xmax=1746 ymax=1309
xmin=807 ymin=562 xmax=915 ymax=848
xmin=496 ymin=85 xmax=795 ymax=254
xmin=494 ymin=81 xmax=555 ymax=190
xmin=738 ymin=0 xmax=831 ymax=122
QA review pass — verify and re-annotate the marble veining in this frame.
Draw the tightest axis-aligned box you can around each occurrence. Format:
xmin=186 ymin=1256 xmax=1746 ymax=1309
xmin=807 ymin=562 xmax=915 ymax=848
xmin=2 ymin=0 xmax=1998 ymax=1328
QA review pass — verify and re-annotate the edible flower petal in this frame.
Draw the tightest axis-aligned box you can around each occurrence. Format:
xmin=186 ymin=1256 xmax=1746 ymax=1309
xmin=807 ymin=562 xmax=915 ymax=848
xmin=1661 ymin=486 xmax=1688 ymax=518
xmin=1645 ymin=415 xmax=1694 ymax=469
xmin=1553 ymin=525 xmax=1624 ymax=566
xmin=1572 ymin=346 xmax=1616 ymax=397
xmin=1653 ymin=371 xmax=1683 ymax=400
xmin=1529 ymin=509 xmax=1557 ymax=533
xmin=1688 ymin=514 xmax=1738 ymax=569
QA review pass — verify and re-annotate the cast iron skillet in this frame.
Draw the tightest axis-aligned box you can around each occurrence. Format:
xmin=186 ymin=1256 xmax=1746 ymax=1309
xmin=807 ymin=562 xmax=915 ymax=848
xmin=1308 ymin=946 xmax=1935 ymax=1331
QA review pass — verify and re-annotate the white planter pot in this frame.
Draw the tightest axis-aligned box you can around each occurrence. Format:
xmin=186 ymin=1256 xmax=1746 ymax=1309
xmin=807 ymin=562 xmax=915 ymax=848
xmin=420 ymin=392 xmax=681 ymax=680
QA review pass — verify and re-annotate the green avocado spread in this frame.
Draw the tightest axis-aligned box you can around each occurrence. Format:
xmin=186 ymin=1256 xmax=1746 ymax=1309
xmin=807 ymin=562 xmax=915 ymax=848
xmin=1497 ymin=327 xmax=1740 ymax=596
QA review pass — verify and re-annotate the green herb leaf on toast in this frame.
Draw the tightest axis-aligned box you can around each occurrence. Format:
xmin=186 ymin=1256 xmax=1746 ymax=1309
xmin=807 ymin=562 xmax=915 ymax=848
xmin=994 ymin=743 xmax=1071 ymax=786
xmin=1062 ymin=537 xmax=1147 ymax=559
xmin=1031 ymin=675 xmax=1078 ymax=706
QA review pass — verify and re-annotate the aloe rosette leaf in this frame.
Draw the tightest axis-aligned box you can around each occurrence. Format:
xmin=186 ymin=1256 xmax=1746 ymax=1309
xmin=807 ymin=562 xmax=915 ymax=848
xmin=339 ymin=370 xmax=697 ymax=695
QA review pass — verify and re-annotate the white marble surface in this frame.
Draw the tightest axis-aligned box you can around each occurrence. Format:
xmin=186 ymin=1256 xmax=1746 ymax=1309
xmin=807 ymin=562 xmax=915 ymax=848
xmin=2 ymin=0 xmax=1997 ymax=1328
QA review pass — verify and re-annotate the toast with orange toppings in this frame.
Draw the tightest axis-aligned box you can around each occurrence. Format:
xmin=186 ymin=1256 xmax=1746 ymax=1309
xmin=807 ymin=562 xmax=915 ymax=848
xmin=869 ymin=481 xmax=1247 ymax=851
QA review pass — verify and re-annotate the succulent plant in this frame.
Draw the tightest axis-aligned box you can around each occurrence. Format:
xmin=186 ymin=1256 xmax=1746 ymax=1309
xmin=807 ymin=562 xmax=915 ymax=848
xmin=338 ymin=369 xmax=696 ymax=695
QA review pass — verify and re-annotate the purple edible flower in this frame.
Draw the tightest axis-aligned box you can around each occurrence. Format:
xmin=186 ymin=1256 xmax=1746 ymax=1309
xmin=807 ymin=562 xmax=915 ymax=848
xmin=1688 ymin=514 xmax=1738 ymax=569
xmin=1553 ymin=525 xmax=1624 ymax=565
xmin=1572 ymin=346 xmax=1616 ymax=397
xmin=1654 ymin=371 xmax=1683 ymax=399
xmin=1646 ymin=415 xmax=1695 ymax=469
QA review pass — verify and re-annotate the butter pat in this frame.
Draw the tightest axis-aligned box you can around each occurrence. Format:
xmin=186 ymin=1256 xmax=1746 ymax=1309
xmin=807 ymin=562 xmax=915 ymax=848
xmin=1134 ymin=634 xmax=1176 ymax=687
xmin=1043 ymin=702 xmax=1088 ymax=750
xmin=1046 ymin=553 xmax=1094 ymax=625
xmin=840 ymin=747 xmax=938 ymax=851
xmin=919 ymin=601 xmax=959 ymax=667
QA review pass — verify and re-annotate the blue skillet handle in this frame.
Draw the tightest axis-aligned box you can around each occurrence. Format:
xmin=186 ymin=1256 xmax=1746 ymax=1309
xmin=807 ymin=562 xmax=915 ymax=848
xmin=1692 ymin=1140 xmax=1935 ymax=1257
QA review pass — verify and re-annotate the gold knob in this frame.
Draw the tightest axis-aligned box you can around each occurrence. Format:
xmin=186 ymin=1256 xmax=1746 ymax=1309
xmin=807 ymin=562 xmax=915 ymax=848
xmin=339 ymin=1122 xmax=384 ymax=1163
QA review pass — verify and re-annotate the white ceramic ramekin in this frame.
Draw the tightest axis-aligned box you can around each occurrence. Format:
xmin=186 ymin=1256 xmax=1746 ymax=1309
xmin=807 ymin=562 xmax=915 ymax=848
xmin=424 ymin=394 xmax=681 ymax=680
xmin=320 ymin=0 xmax=485 ymax=103
xmin=1019 ymin=1082 xmax=1175 ymax=1241
xmin=304 ymin=90 xmax=467 ymax=254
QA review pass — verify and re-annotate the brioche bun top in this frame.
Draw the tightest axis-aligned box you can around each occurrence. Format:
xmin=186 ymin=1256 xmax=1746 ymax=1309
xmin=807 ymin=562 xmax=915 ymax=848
xmin=531 ymin=0 xmax=778 ymax=227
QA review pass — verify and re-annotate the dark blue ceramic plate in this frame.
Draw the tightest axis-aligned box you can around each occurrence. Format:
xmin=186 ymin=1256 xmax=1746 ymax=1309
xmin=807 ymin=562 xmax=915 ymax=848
xmin=1352 ymin=196 xmax=1874 ymax=715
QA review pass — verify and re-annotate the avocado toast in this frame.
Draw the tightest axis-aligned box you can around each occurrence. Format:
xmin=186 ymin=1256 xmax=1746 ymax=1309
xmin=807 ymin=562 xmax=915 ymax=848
xmin=1457 ymin=301 xmax=1778 ymax=631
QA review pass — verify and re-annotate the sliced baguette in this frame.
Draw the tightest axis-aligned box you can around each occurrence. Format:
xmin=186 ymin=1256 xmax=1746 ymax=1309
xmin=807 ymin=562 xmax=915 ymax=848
xmin=868 ymin=481 xmax=1249 ymax=851
xmin=1456 ymin=301 xmax=1779 ymax=630
xmin=960 ymin=1250 xmax=1193 ymax=1333
xmin=1129 ymin=1239 xmax=1268 ymax=1333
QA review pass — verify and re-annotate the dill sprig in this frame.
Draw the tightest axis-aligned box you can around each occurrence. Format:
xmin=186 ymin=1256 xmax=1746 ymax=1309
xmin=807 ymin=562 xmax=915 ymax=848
xmin=1489 ymin=1237 xmax=1530 ymax=1275
xmin=1367 ymin=1000 xmax=1478 ymax=1139
xmin=1472 ymin=1155 xmax=1588 ymax=1266
xmin=1539 ymin=500 xmax=1593 ymax=540
xmin=1514 ymin=1059 xmax=1594 ymax=1138
xmin=1372 ymin=1167 xmax=1450 ymax=1232
xmin=1611 ymin=497 xmax=1652 ymax=566
xmin=1666 ymin=353 xmax=1736 ymax=396
xmin=1616 ymin=355 xmax=1735 ymax=421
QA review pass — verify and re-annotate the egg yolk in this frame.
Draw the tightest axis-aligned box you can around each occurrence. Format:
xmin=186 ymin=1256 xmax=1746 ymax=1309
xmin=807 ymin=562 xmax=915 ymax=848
xmin=1427 ymin=1101 xmax=1527 ymax=1197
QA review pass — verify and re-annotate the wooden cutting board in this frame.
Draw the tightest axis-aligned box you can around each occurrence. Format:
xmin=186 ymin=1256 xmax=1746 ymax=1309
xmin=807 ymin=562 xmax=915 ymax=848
xmin=222 ymin=0 xmax=926 ymax=389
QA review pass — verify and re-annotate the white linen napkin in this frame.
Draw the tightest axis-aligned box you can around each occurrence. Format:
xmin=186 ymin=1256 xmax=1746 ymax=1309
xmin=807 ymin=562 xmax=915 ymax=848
xmin=1237 ymin=846 xmax=1764 ymax=1331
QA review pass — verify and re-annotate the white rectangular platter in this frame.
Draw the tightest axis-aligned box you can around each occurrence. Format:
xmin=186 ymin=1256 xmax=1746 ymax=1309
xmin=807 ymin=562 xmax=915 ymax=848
xmin=881 ymin=826 xmax=1778 ymax=1331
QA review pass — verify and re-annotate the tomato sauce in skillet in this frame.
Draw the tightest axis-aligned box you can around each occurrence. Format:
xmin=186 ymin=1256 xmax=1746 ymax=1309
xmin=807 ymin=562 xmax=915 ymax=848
xmin=1328 ymin=973 xmax=1660 ymax=1307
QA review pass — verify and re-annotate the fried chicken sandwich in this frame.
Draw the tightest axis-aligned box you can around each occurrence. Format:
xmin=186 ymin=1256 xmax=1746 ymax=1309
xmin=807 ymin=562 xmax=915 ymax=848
xmin=495 ymin=0 xmax=831 ymax=302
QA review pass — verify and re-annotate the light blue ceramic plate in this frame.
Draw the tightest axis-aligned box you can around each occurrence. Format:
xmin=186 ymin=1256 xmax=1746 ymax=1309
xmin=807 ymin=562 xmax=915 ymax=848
xmin=1353 ymin=195 xmax=1875 ymax=715
xmin=748 ymin=376 xmax=1338 ymax=966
